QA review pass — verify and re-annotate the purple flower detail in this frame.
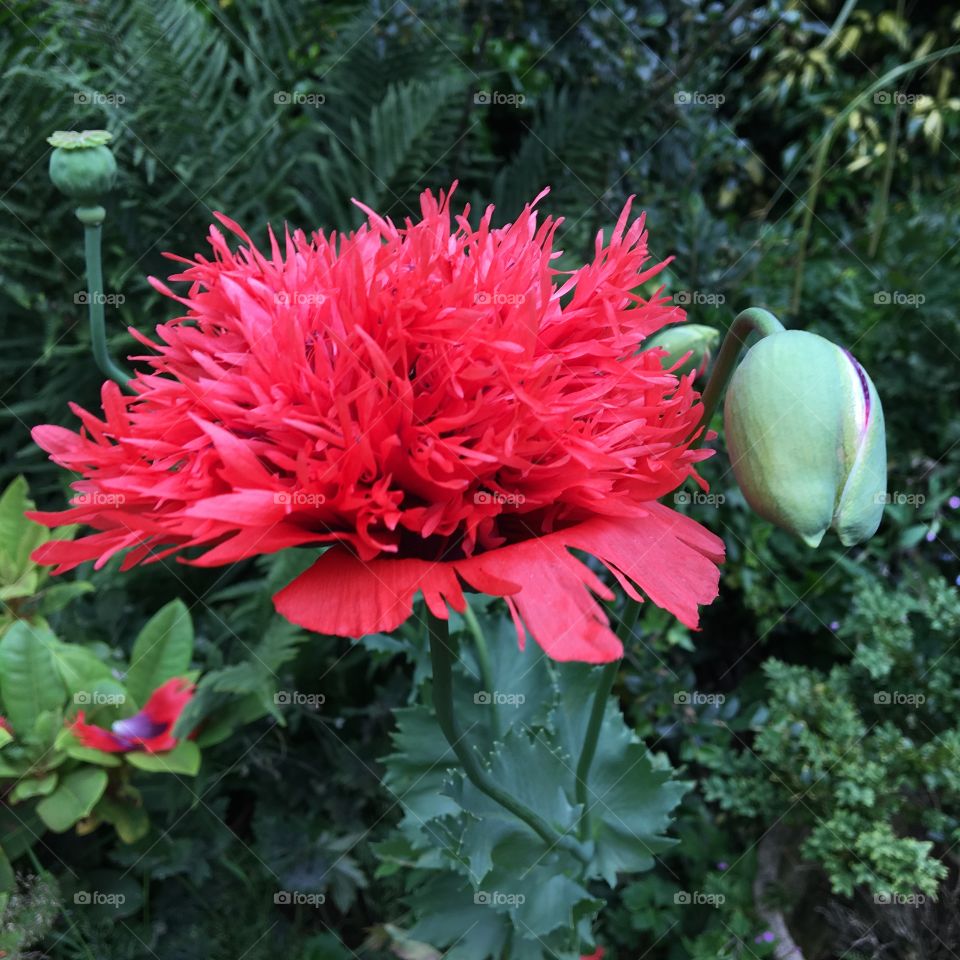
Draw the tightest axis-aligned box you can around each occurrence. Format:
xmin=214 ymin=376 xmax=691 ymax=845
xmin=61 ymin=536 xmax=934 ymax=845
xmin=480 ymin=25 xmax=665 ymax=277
xmin=829 ymin=620 xmax=840 ymax=631
xmin=111 ymin=712 xmax=166 ymax=746
xmin=948 ymin=495 xmax=960 ymax=510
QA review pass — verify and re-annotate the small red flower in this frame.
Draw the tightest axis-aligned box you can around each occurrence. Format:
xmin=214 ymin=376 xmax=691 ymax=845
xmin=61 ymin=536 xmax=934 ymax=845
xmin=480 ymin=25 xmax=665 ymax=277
xmin=70 ymin=677 xmax=194 ymax=753
xmin=0 ymin=716 xmax=12 ymax=737
xmin=581 ymin=948 xmax=605 ymax=960
xmin=30 ymin=185 xmax=723 ymax=663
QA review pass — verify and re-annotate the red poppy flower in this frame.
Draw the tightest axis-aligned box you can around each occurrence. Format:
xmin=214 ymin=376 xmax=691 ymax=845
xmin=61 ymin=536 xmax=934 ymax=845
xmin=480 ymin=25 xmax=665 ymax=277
xmin=29 ymin=185 xmax=723 ymax=663
xmin=70 ymin=678 xmax=194 ymax=753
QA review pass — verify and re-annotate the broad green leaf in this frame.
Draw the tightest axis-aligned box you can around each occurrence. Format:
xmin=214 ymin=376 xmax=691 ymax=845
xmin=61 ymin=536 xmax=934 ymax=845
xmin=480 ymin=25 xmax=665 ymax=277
xmin=9 ymin=772 xmax=58 ymax=803
xmin=51 ymin=642 xmax=116 ymax=696
xmin=126 ymin=741 xmax=200 ymax=776
xmin=0 ymin=622 xmax=66 ymax=733
xmin=0 ymin=476 xmax=47 ymax=585
xmin=126 ymin=600 xmax=193 ymax=706
xmin=36 ymin=767 xmax=107 ymax=833
xmin=0 ymin=726 xmax=12 ymax=749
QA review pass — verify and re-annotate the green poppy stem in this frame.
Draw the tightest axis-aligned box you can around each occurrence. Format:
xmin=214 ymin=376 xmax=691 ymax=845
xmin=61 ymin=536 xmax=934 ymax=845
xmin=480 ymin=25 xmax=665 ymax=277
xmin=575 ymin=596 xmax=639 ymax=840
xmin=692 ymin=307 xmax=785 ymax=449
xmin=76 ymin=205 xmax=130 ymax=387
xmin=426 ymin=609 xmax=592 ymax=863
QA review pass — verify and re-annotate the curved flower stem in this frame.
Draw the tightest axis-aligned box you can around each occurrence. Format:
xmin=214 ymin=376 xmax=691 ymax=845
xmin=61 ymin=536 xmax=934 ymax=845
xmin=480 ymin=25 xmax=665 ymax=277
xmin=462 ymin=601 xmax=500 ymax=739
xmin=691 ymin=307 xmax=785 ymax=449
xmin=575 ymin=596 xmax=639 ymax=840
xmin=77 ymin=205 xmax=130 ymax=387
xmin=426 ymin=610 xmax=591 ymax=864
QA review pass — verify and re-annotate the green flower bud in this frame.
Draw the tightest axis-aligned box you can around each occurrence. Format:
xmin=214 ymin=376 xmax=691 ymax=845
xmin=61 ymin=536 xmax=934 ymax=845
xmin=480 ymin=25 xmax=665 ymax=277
xmin=47 ymin=130 xmax=117 ymax=203
xmin=723 ymin=330 xmax=887 ymax=547
xmin=646 ymin=324 xmax=720 ymax=378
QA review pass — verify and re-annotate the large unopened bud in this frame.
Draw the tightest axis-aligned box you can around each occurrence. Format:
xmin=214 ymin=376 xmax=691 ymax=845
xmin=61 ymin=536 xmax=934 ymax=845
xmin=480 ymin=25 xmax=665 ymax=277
xmin=646 ymin=324 xmax=720 ymax=378
xmin=724 ymin=330 xmax=886 ymax=547
xmin=47 ymin=130 xmax=117 ymax=203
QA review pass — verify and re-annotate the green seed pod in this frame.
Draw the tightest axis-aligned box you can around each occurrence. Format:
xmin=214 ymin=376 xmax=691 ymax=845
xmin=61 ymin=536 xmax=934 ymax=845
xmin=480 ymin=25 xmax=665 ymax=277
xmin=646 ymin=324 xmax=720 ymax=378
xmin=47 ymin=130 xmax=117 ymax=203
xmin=724 ymin=329 xmax=887 ymax=547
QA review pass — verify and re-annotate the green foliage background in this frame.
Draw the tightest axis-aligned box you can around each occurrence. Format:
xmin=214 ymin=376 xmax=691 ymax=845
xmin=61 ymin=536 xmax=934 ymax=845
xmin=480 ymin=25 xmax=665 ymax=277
xmin=0 ymin=1 xmax=958 ymax=957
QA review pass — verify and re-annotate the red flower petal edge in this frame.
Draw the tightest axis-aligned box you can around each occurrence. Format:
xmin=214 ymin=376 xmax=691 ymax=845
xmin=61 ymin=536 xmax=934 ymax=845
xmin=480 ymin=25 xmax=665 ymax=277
xmin=275 ymin=502 xmax=723 ymax=663
xmin=70 ymin=677 xmax=195 ymax=753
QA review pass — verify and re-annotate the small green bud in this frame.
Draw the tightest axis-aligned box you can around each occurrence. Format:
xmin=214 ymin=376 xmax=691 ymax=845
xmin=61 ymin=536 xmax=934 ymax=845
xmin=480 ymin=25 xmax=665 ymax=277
xmin=646 ymin=324 xmax=720 ymax=378
xmin=724 ymin=330 xmax=887 ymax=547
xmin=47 ymin=130 xmax=117 ymax=203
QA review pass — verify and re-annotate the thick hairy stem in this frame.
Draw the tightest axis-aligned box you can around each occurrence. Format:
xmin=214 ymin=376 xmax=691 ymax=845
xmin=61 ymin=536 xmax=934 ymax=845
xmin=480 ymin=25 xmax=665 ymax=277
xmin=575 ymin=596 xmax=639 ymax=839
xmin=78 ymin=206 xmax=130 ymax=387
xmin=426 ymin=610 xmax=591 ymax=863
xmin=691 ymin=307 xmax=785 ymax=449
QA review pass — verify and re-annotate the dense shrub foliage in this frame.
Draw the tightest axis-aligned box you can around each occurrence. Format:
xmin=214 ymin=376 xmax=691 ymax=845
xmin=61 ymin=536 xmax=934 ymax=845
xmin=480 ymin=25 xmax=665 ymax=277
xmin=0 ymin=1 xmax=958 ymax=958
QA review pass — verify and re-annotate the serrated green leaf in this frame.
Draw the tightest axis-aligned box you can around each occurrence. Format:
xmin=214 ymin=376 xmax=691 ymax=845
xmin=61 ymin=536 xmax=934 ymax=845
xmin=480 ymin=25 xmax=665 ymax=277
xmin=126 ymin=600 xmax=193 ymax=706
xmin=36 ymin=767 xmax=107 ymax=832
